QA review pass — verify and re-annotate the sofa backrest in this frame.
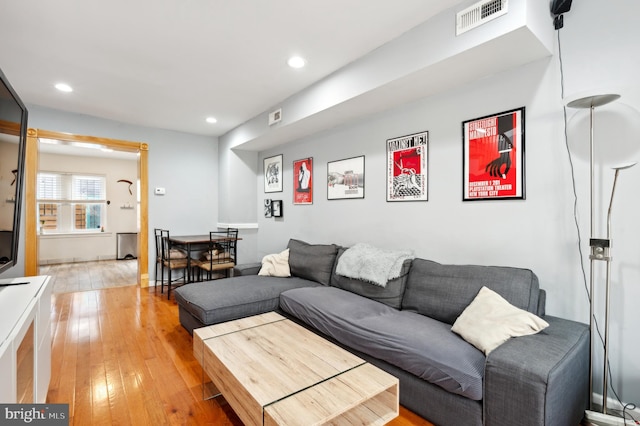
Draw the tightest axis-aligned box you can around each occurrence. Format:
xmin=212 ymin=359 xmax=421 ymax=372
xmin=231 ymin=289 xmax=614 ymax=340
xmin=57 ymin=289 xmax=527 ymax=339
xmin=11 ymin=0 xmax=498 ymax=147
xmin=287 ymin=239 xmax=338 ymax=285
xmin=402 ymin=258 xmax=542 ymax=325
xmin=330 ymin=247 xmax=412 ymax=309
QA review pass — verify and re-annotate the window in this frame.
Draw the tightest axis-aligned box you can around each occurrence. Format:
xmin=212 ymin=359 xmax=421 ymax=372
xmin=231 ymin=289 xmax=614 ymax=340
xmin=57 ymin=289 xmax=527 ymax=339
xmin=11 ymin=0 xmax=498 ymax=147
xmin=37 ymin=172 xmax=107 ymax=233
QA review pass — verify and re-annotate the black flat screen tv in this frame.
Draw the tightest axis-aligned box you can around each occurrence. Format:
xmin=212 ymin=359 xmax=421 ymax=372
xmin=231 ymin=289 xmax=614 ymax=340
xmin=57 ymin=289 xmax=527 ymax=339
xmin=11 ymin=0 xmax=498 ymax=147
xmin=0 ymin=67 xmax=28 ymax=275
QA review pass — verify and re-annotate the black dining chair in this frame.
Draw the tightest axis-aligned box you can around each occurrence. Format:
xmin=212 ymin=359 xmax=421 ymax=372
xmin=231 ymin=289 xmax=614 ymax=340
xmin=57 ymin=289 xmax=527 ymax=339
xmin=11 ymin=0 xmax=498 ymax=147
xmin=160 ymin=229 xmax=190 ymax=299
xmin=198 ymin=228 xmax=238 ymax=281
xmin=154 ymin=228 xmax=164 ymax=287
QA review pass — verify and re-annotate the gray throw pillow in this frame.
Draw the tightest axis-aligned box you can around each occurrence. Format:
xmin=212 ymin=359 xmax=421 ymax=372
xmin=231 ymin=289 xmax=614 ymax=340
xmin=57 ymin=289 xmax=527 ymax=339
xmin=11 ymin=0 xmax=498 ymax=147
xmin=287 ymin=239 xmax=338 ymax=285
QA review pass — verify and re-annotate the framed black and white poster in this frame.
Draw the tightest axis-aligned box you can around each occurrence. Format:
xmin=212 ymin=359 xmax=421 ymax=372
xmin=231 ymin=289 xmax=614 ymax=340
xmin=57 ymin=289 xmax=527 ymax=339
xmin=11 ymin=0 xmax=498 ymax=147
xmin=264 ymin=154 xmax=283 ymax=193
xmin=264 ymin=199 xmax=272 ymax=217
xmin=327 ymin=156 xmax=365 ymax=200
xmin=272 ymin=200 xmax=283 ymax=217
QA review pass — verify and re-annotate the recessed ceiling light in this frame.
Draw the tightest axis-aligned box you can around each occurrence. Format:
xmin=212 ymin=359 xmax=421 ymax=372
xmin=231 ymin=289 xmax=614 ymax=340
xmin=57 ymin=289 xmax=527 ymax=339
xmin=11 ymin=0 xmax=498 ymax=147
xmin=55 ymin=83 xmax=73 ymax=92
xmin=287 ymin=56 xmax=306 ymax=69
xmin=206 ymin=117 xmax=217 ymax=124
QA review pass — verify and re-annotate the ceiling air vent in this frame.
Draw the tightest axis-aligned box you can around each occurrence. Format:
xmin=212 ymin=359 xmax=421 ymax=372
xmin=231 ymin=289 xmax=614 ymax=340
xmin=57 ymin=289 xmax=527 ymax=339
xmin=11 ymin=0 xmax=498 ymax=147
xmin=456 ymin=0 xmax=508 ymax=36
xmin=268 ymin=108 xmax=282 ymax=126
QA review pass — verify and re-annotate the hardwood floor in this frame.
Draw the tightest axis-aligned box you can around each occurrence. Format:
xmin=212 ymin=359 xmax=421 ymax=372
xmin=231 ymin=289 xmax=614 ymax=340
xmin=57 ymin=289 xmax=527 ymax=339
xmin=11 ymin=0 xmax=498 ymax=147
xmin=41 ymin=259 xmax=138 ymax=294
xmin=47 ymin=284 xmax=434 ymax=425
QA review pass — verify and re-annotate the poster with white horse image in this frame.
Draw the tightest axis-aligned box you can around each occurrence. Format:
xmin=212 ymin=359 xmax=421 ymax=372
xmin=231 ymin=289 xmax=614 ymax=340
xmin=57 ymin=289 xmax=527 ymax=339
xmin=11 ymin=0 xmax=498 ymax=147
xmin=264 ymin=154 xmax=283 ymax=193
xmin=386 ymin=131 xmax=428 ymax=202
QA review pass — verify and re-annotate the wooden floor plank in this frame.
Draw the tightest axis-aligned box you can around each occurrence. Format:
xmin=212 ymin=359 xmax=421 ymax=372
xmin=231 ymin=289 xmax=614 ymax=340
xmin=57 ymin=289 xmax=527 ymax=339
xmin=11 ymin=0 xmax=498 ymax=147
xmin=46 ymin=261 xmax=433 ymax=425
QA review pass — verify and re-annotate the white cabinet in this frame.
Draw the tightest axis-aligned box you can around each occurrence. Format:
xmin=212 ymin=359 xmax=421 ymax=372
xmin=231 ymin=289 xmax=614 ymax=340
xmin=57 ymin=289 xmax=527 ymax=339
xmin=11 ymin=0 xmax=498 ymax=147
xmin=0 ymin=276 xmax=51 ymax=403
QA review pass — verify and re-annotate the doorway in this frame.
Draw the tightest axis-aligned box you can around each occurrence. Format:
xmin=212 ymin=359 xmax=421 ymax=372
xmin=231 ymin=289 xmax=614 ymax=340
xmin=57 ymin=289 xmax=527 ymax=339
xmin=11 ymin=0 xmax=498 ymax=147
xmin=24 ymin=129 xmax=150 ymax=287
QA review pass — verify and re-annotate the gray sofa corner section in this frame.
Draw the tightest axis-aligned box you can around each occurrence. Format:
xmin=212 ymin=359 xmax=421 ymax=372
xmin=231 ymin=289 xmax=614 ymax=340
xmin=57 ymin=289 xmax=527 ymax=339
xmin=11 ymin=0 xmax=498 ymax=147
xmin=483 ymin=316 xmax=590 ymax=426
xmin=174 ymin=275 xmax=319 ymax=334
xmin=330 ymin=247 xmax=412 ymax=309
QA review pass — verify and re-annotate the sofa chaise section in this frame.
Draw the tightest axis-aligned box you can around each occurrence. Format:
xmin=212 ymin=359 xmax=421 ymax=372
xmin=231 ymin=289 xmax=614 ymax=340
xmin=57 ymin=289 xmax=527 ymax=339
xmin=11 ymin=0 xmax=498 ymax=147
xmin=174 ymin=275 xmax=319 ymax=334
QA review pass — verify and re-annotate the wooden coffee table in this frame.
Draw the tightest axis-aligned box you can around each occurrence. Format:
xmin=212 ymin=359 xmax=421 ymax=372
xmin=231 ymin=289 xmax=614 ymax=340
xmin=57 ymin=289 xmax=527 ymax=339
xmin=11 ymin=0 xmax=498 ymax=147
xmin=193 ymin=312 xmax=399 ymax=425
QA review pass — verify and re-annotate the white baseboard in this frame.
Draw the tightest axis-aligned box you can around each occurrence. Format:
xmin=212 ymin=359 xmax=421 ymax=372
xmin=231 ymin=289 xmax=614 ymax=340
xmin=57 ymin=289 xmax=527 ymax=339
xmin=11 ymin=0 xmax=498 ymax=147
xmin=587 ymin=393 xmax=640 ymax=425
xmin=584 ymin=410 xmax=634 ymax=426
xmin=40 ymin=255 xmax=119 ymax=265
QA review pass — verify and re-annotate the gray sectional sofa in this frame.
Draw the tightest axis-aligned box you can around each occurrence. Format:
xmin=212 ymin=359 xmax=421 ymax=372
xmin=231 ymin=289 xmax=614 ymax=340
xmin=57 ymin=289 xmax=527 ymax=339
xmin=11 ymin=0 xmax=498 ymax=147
xmin=174 ymin=239 xmax=589 ymax=426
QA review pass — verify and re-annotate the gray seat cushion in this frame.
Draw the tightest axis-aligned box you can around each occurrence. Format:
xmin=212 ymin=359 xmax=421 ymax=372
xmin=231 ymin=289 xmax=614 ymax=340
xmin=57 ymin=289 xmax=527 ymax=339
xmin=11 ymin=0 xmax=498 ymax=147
xmin=280 ymin=286 xmax=486 ymax=401
xmin=402 ymin=259 xmax=540 ymax=325
xmin=174 ymin=275 xmax=318 ymax=326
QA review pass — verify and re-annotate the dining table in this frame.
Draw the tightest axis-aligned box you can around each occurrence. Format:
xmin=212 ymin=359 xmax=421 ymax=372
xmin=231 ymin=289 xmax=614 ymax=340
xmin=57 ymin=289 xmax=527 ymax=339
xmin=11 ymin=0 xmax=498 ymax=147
xmin=168 ymin=234 xmax=241 ymax=282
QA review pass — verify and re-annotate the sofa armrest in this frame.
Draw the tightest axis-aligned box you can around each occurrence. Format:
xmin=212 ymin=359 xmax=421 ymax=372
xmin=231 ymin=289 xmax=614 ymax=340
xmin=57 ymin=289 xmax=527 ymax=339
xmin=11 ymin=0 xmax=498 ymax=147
xmin=233 ymin=262 xmax=262 ymax=276
xmin=484 ymin=316 xmax=589 ymax=426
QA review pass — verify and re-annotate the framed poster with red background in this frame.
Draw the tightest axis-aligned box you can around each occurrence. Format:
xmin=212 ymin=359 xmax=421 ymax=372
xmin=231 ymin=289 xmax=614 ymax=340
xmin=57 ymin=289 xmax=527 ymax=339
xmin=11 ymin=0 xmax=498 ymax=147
xmin=386 ymin=131 xmax=428 ymax=202
xmin=293 ymin=157 xmax=313 ymax=204
xmin=462 ymin=107 xmax=525 ymax=201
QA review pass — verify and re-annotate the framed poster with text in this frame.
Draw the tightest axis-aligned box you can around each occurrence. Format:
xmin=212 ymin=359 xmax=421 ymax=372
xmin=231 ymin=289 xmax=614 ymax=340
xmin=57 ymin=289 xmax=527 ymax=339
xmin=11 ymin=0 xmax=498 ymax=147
xmin=293 ymin=157 xmax=313 ymax=204
xmin=386 ymin=131 xmax=428 ymax=202
xmin=327 ymin=156 xmax=365 ymax=200
xmin=462 ymin=107 xmax=525 ymax=201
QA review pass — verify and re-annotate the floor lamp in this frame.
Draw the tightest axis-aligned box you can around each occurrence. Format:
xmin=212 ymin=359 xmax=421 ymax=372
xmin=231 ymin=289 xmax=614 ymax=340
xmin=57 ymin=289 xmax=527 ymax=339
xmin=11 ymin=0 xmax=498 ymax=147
xmin=567 ymin=94 xmax=636 ymax=426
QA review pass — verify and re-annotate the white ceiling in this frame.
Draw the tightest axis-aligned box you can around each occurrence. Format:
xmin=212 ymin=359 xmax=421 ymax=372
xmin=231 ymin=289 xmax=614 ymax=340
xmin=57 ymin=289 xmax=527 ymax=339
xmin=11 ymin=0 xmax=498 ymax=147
xmin=0 ymin=0 xmax=462 ymax=141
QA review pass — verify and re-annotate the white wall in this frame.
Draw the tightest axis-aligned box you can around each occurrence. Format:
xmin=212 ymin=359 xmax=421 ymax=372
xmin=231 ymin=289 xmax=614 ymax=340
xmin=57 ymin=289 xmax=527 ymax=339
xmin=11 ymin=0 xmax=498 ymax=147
xmin=38 ymin=152 xmax=138 ymax=263
xmin=13 ymin=106 xmax=219 ymax=280
xmin=244 ymin=0 xmax=640 ymax=408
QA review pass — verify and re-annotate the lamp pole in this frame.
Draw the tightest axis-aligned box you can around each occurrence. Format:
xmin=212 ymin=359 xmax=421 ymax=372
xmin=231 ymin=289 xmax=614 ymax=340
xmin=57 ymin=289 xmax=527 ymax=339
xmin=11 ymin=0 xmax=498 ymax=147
xmin=566 ymin=93 xmax=620 ymax=414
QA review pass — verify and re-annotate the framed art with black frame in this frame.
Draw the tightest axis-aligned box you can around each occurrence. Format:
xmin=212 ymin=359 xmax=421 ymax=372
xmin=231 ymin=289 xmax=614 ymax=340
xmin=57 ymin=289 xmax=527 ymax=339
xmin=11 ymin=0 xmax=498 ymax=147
xmin=264 ymin=154 xmax=283 ymax=193
xmin=293 ymin=157 xmax=313 ymax=204
xmin=327 ymin=155 xmax=365 ymax=200
xmin=462 ymin=107 xmax=525 ymax=201
xmin=264 ymin=199 xmax=272 ymax=217
xmin=386 ymin=131 xmax=428 ymax=202
xmin=272 ymin=200 xmax=283 ymax=217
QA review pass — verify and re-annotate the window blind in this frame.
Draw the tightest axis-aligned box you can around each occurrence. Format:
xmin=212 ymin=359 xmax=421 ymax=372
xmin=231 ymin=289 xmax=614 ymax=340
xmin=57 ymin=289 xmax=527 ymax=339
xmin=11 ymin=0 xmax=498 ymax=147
xmin=72 ymin=175 xmax=106 ymax=201
xmin=37 ymin=173 xmax=63 ymax=200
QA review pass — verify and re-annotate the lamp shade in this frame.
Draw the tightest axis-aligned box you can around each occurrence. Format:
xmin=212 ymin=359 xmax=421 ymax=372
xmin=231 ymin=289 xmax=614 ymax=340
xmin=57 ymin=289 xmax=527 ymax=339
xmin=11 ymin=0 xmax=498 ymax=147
xmin=566 ymin=93 xmax=620 ymax=109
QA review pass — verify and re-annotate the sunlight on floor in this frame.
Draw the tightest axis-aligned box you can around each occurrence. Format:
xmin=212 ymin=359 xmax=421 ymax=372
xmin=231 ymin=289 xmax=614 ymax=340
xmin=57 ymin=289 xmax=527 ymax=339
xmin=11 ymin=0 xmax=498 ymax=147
xmin=40 ymin=259 xmax=137 ymax=293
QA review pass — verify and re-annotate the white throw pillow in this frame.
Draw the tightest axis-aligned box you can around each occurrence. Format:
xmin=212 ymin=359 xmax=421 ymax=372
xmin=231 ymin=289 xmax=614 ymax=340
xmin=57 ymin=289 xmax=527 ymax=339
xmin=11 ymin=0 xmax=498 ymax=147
xmin=451 ymin=286 xmax=549 ymax=355
xmin=258 ymin=248 xmax=291 ymax=277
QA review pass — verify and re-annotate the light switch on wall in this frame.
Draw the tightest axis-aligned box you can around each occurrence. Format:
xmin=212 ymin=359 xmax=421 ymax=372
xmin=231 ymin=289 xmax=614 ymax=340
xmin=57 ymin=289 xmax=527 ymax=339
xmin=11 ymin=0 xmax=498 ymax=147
xmin=154 ymin=187 xmax=166 ymax=195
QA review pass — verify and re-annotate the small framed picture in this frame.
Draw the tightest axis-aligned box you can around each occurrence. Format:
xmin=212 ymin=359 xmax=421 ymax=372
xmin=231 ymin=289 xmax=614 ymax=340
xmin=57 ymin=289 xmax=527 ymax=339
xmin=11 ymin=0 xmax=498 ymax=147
xmin=462 ymin=107 xmax=525 ymax=201
xmin=264 ymin=199 xmax=272 ymax=218
xmin=293 ymin=157 xmax=313 ymax=205
xmin=327 ymin=156 xmax=365 ymax=200
xmin=272 ymin=200 xmax=283 ymax=217
xmin=264 ymin=154 xmax=283 ymax=193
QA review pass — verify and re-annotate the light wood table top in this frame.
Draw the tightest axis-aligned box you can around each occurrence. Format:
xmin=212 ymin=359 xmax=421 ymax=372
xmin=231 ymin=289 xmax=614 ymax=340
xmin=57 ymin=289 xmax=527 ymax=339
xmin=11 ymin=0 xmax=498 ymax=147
xmin=194 ymin=312 xmax=399 ymax=426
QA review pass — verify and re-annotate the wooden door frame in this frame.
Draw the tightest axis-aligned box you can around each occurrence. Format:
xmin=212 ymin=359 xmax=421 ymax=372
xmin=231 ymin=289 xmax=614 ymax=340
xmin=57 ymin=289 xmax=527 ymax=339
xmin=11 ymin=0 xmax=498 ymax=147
xmin=24 ymin=129 xmax=150 ymax=287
